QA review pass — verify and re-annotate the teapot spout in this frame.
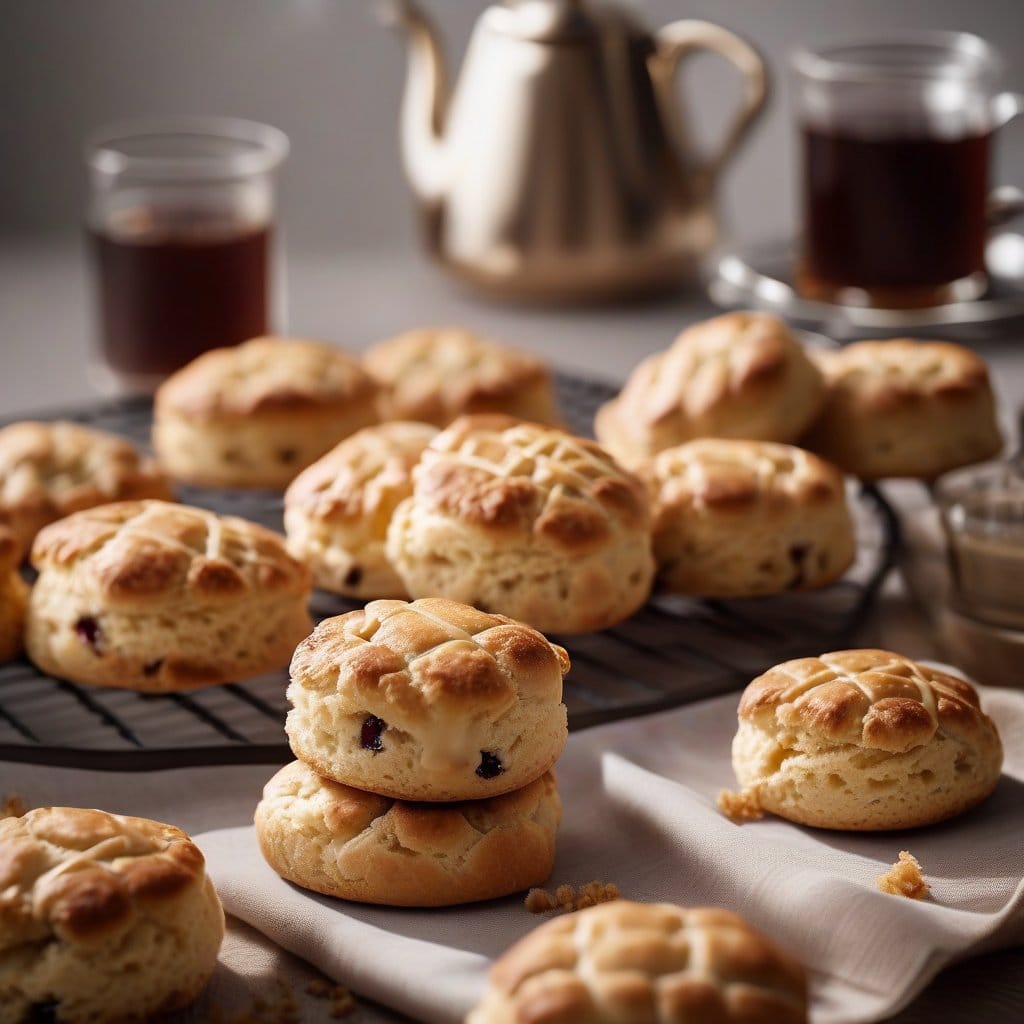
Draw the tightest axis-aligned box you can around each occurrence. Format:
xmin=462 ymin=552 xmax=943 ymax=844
xmin=381 ymin=0 xmax=450 ymax=204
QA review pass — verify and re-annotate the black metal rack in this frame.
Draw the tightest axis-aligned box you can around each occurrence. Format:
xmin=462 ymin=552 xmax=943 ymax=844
xmin=0 ymin=373 xmax=899 ymax=769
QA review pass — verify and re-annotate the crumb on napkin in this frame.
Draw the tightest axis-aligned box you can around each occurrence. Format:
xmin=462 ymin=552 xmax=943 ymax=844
xmin=526 ymin=881 xmax=620 ymax=914
xmin=210 ymin=980 xmax=301 ymax=1024
xmin=307 ymin=978 xmax=358 ymax=1018
xmin=717 ymin=787 xmax=764 ymax=823
xmin=877 ymin=851 xmax=930 ymax=900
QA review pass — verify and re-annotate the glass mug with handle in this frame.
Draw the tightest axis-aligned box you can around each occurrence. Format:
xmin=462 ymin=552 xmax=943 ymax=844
xmin=793 ymin=32 xmax=1024 ymax=310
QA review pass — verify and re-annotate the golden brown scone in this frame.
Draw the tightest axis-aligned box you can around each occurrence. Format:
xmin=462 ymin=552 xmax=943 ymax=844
xmin=363 ymin=326 xmax=559 ymax=427
xmin=0 ymin=806 xmax=224 ymax=1024
xmin=255 ymin=761 xmax=561 ymax=907
xmin=801 ymin=339 xmax=1003 ymax=480
xmin=0 ymin=527 xmax=28 ymax=663
xmin=283 ymin=421 xmax=438 ymax=599
xmin=285 ymin=598 xmax=569 ymax=802
xmin=25 ymin=500 xmax=312 ymax=691
xmin=594 ymin=312 xmax=825 ymax=467
xmin=152 ymin=336 xmax=380 ymax=489
xmin=0 ymin=420 xmax=172 ymax=555
xmin=732 ymin=650 xmax=1004 ymax=830
xmin=466 ymin=901 xmax=808 ymax=1024
xmin=386 ymin=415 xmax=654 ymax=634
xmin=642 ymin=439 xmax=855 ymax=597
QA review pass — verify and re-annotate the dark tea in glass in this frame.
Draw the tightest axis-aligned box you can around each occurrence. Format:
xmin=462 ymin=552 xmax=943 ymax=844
xmin=85 ymin=118 xmax=288 ymax=392
xmin=793 ymin=33 xmax=1023 ymax=309
xmin=91 ymin=210 xmax=271 ymax=379
xmin=799 ymin=127 xmax=990 ymax=308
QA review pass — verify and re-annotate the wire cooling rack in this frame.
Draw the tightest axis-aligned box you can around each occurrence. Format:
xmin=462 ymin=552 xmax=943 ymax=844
xmin=0 ymin=373 xmax=899 ymax=769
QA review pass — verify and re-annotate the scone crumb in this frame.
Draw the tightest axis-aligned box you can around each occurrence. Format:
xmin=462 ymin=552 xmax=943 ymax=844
xmin=1 ymin=793 xmax=28 ymax=818
xmin=306 ymin=977 xmax=357 ymax=1017
xmin=717 ymin=787 xmax=764 ymax=823
xmin=877 ymin=851 xmax=930 ymax=900
xmin=210 ymin=981 xmax=301 ymax=1024
xmin=525 ymin=887 xmax=556 ymax=913
xmin=527 ymin=882 xmax=620 ymax=914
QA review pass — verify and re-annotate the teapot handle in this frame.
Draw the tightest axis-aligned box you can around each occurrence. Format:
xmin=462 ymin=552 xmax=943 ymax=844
xmin=649 ymin=20 xmax=767 ymax=184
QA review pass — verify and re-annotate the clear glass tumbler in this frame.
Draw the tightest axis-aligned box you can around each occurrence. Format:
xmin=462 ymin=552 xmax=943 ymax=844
xmin=85 ymin=116 xmax=289 ymax=393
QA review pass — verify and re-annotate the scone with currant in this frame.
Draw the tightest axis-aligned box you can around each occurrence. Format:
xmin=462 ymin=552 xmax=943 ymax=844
xmin=0 ymin=806 xmax=224 ymax=1024
xmin=284 ymin=421 xmax=438 ymax=599
xmin=153 ymin=336 xmax=380 ymax=489
xmin=285 ymin=597 xmax=569 ymax=802
xmin=26 ymin=500 xmax=312 ymax=691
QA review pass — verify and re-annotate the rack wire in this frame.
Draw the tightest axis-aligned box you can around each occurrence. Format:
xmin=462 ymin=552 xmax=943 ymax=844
xmin=0 ymin=373 xmax=898 ymax=768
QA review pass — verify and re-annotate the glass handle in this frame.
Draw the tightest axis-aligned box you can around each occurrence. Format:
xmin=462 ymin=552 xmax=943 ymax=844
xmin=987 ymin=93 xmax=1024 ymax=227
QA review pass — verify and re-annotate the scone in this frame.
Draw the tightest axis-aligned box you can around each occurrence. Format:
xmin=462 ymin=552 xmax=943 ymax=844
xmin=594 ymin=312 xmax=825 ymax=467
xmin=256 ymin=760 xmax=560 ymax=906
xmin=285 ymin=597 xmax=569 ymax=801
xmin=152 ymin=336 xmax=380 ymax=488
xmin=284 ymin=421 xmax=438 ymax=599
xmin=642 ymin=439 xmax=855 ymax=597
xmin=0 ymin=806 xmax=224 ymax=1024
xmin=0 ymin=420 xmax=172 ymax=554
xmin=387 ymin=416 xmax=654 ymax=634
xmin=25 ymin=500 xmax=312 ymax=691
xmin=732 ymin=649 xmax=1004 ymax=830
xmin=466 ymin=901 xmax=808 ymax=1024
xmin=0 ymin=527 xmax=28 ymax=663
xmin=363 ymin=326 xmax=559 ymax=427
xmin=802 ymin=339 xmax=1003 ymax=479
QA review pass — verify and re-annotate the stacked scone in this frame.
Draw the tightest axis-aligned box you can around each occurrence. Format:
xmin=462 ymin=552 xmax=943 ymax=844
xmin=255 ymin=597 xmax=570 ymax=906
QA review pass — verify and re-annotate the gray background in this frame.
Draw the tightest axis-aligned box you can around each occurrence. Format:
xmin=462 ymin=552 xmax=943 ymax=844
xmin=3 ymin=0 xmax=1024 ymax=252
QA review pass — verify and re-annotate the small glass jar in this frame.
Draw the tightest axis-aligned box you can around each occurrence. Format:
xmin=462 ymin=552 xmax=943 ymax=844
xmin=935 ymin=458 xmax=1024 ymax=687
xmin=84 ymin=117 xmax=289 ymax=393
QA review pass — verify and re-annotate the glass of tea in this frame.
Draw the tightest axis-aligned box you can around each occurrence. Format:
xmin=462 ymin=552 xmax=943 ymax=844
xmin=793 ymin=32 xmax=1023 ymax=309
xmin=85 ymin=117 xmax=289 ymax=392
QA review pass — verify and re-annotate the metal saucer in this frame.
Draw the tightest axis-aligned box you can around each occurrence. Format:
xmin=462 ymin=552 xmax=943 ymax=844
xmin=708 ymin=231 xmax=1024 ymax=340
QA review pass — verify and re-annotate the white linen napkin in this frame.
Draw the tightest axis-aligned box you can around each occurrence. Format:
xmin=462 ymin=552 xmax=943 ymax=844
xmin=197 ymin=684 xmax=1024 ymax=1024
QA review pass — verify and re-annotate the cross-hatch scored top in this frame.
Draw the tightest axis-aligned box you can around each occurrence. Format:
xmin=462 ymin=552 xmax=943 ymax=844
xmin=739 ymin=649 xmax=994 ymax=754
xmin=0 ymin=420 xmax=165 ymax=507
xmin=486 ymin=903 xmax=806 ymax=1023
xmin=648 ymin=438 xmax=841 ymax=512
xmin=821 ymin=339 xmax=990 ymax=399
xmin=412 ymin=417 xmax=650 ymax=546
xmin=31 ymin=500 xmax=308 ymax=606
xmin=0 ymin=807 xmax=204 ymax=948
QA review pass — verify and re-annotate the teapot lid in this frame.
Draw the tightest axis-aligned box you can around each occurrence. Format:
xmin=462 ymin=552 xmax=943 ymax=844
xmin=485 ymin=0 xmax=633 ymax=43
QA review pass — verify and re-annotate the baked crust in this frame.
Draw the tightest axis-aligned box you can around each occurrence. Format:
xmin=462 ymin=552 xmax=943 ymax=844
xmin=152 ymin=337 xmax=381 ymax=488
xmin=283 ymin=421 xmax=438 ymax=598
xmin=802 ymin=339 xmax=1002 ymax=479
xmin=286 ymin=597 xmax=569 ymax=801
xmin=594 ymin=313 xmax=825 ymax=466
xmin=0 ymin=526 xmax=27 ymax=663
xmin=0 ymin=807 xmax=224 ymax=1023
xmin=733 ymin=650 xmax=1004 ymax=830
xmin=26 ymin=501 xmax=312 ymax=691
xmin=0 ymin=420 xmax=172 ymax=555
xmin=154 ymin=336 xmax=378 ymax=422
xmin=256 ymin=761 xmax=560 ymax=906
xmin=363 ymin=327 xmax=559 ymax=427
xmin=467 ymin=901 xmax=807 ymax=1024
xmin=387 ymin=416 xmax=654 ymax=633
xmin=642 ymin=439 xmax=855 ymax=597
